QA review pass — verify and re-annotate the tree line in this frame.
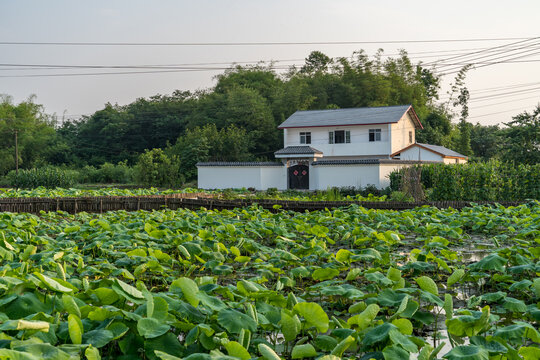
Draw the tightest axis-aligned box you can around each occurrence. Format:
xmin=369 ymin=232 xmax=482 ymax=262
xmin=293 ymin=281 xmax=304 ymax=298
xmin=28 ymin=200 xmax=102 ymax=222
xmin=0 ymin=50 xmax=538 ymax=185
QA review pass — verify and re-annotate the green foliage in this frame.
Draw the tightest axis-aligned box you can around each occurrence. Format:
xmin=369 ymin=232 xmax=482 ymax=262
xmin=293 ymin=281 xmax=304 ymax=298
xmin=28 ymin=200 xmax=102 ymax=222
xmin=0 ymin=95 xmax=57 ymax=175
xmin=77 ymin=161 xmax=134 ymax=184
xmin=0 ymin=201 xmax=537 ymax=358
xmin=9 ymin=167 xmax=76 ymax=188
xmin=134 ymin=148 xmax=182 ymax=187
xmin=391 ymin=161 xmax=540 ymax=201
xmin=501 ymin=105 xmax=540 ymax=165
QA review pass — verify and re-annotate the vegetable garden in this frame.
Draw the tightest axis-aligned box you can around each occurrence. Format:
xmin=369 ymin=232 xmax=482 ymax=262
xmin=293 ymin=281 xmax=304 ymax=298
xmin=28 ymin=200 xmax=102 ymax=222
xmin=0 ymin=201 xmax=538 ymax=359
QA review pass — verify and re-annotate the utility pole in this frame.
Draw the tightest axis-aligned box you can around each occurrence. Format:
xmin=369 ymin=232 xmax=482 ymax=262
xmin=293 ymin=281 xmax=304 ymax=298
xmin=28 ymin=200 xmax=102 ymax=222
xmin=14 ymin=129 xmax=18 ymax=175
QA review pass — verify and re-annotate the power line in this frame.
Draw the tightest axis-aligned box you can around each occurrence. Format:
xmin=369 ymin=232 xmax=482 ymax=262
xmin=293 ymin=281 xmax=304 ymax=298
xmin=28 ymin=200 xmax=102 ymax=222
xmin=468 ymin=106 xmax=536 ymax=119
xmin=425 ymin=37 xmax=540 ymax=67
xmin=471 ymin=94 xmax=540 ymax=109
xmin=0 ymin=37 xmax=534 ymax=46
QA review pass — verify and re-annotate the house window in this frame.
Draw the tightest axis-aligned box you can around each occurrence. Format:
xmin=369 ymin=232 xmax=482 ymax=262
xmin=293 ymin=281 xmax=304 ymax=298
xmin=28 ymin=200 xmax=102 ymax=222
xmin=369 ymin=129 xmax=381 ymax=142
xmin=329 ymin=130 xmax=351 ymax=144
xmin=300 ymin=132 xmax=311 ymax=144
xmin=409 ymin=131 xmax=413 ymax=143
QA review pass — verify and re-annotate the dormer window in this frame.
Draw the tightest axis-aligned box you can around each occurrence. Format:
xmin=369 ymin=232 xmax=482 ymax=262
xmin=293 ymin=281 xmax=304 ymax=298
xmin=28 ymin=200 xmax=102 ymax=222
xmin=300 ymin=132 xmax=311 ymax=144
xmin=369 ymin=129 xmax=381 ymax=142
xmin=329 ymin=130 xmax=350 ymax=144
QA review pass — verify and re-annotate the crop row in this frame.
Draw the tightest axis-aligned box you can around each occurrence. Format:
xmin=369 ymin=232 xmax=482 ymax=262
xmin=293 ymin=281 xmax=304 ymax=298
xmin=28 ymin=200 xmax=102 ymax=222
xmin=0 ymin=202 xmax=538 ymax=359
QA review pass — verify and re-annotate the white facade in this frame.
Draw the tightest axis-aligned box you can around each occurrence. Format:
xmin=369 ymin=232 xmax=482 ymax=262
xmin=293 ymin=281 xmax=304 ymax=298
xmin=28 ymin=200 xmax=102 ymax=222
xmin=284 ymin=112 xmax=417 ymax=159
xmin=310 ymin=164 xmax=381 ymax=190
xmin=198 ymin=165 xmax=286 ymax=190
xmin=396 ymin=145 xmax=468 ymax=164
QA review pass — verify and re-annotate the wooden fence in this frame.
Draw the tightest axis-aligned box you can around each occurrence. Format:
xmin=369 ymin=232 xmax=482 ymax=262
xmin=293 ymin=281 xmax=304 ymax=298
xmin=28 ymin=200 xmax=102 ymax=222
xmin=0 ymin=194 xmax=525 ymax=214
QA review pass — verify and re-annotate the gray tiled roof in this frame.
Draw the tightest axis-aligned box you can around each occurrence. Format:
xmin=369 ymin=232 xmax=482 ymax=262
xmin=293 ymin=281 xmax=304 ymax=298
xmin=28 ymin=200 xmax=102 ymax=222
xmin=278 ymin=105 xmax=415 ymax=128
xmin=311 ymin=159 xmax=440 ymax=166
xmin=196 ymin=162 xmax=283 ymax=167
xmin=274 ymin=146 xmax=323 ymax=155
xmin=416 ymin=143 xmax=467 ymax=158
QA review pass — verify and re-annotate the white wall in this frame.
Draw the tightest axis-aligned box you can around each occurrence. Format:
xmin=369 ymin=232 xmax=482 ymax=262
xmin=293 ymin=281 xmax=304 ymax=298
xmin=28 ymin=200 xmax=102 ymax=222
xmin=399 ymin=146 xmax=443 ymax=162
xmin=391 ymin=113 xmax=416 ymax=153
xmin=198 ymin=166 xmax=286 ymax=190
xmin=310 ymin=164 xmax=381 ymax=190
xmin=260 ymin=167 xmax=288 ymax=189
xmin=285 ymin=125 xmax=390 ymax=158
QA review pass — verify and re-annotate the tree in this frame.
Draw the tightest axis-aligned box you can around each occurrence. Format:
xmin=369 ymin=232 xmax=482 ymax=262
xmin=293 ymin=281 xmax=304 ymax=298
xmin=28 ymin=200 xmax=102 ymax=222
xmin=134 ymin=148 xmax=182 ymax=187
xmin=300 ymin=51 xmax=333 ymax=74
xmin=0 ymin=95 xmax=56 ymax=175
xmin=501 ymin=106 xmax=540 ymax=164
xmin=470 ymin=123 xmax=501 ymax=161
xmin=448 ymin=66 xmax=473 ymax=156
xmin=171 ymin=124 xmax=252 ymax=181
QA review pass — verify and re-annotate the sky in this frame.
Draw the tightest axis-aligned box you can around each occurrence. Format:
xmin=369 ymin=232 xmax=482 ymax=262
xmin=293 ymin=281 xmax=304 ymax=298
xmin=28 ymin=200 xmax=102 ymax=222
xmin=1 ymin=0 xmax=540 ymax=126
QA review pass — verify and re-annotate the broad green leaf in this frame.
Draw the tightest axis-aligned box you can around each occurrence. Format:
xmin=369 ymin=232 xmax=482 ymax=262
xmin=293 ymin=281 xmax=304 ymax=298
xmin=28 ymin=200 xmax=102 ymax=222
xmin=331 ymin=336 xmax=355 ymax=357
xmin=0 ymin=349 xmax=41 ymax=360
xmin=224 ymin=341 xmax=251 ymax=360
xmin=154 ymin=350 xmax=183 ymax=360
xmin=363 ymin=323 xmax=396 ymax=347
xmin=0 ymin=320 xmax=50 ymax=332
xmin=443 ymin=294 xmax=453 ymax=320
xmin=170 ymin=277 xmax=199 ymax=307
xmin=112 ymin=279 xmax=145 ymax=304
xmin=280 ymin=310 xmax=300 ymax=341
xmin=258 ymin=343 xmax=281 ymax=360
xmin=68 ymin=314 xmax=83 ymax=345
xmin=217 ymin=309 xmax=257 ymax=334
xmin=137 ymin=317 xmax=170 ymax=339
xmin=34 ymin=272 xmax=74 ymax=293
xmin=391 ymin=318 xmax=413 ymax=335
xmin=416 ymin=276 xmax=439 ymax=295
xmin=442 ymin=345 xmax=489 ymax=360
xmin=382 ymin=344 xmax=410 ymax=360
xmin=348 ymin=303 xmax=380 ymax=330
xmin=468 ymin=254 xmax=507 ymax=272
xmin=312 ymin=268 xmax=340 ymax=281
xmin=62 ymin=294 xmax=81 ymax=318
xmin=503 ymin=297 xmax=527 ymax=313
xmin=519 ymin=346 xmax=540 ymax=360
xmin=85 ymin=345 xmax=101 ymax=360
xmin=293 ymin=302 xmax=329 ymax=333
xmin=291 ymin=344 xmax=317 ymax=359
xmin=447 ymin=269 xmax=465 ymax=287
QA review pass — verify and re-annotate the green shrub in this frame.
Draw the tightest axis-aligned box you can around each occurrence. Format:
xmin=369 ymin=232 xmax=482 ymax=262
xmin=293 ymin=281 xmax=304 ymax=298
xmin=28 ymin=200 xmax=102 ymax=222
xmin=389 ymin=160 xmax=540 ymax=201
xmin=390 ymin=191 xmax=414 ymax=202
xmin=78 ymin=162 xmax=134 ymax=184
xmin=9 ymin=167 xmax=76 ymax=189
xmin=134 ymin=148 xmax=182 ymax=187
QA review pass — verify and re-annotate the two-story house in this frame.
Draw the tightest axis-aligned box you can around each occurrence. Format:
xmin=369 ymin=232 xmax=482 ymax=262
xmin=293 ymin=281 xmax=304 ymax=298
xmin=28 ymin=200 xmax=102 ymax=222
xmin=197 ymin=105 xmax=467 ymax=190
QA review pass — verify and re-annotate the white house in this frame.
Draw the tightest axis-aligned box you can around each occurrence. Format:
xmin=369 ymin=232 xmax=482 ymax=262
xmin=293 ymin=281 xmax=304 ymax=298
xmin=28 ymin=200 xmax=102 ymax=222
xmin=197 ymin=105 xmax=467 ymax=190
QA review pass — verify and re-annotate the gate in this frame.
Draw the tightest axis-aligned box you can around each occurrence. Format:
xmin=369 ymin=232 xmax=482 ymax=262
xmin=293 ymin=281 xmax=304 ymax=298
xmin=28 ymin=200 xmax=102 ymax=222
xmin=288 ymin=164 xmax=309 ymax=189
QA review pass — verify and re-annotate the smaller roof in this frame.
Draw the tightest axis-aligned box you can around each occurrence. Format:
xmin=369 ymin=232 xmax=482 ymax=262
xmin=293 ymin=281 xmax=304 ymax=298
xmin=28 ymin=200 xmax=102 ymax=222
xmin=196 ymin=162 xmax=283 ymax=167
xmin=274 ymin=146 xmax=323 ymax=156
xmin=391 ymin=143 xmax=467 ymax=159
xmin=311 ymin=159 xmax=441 ymax=166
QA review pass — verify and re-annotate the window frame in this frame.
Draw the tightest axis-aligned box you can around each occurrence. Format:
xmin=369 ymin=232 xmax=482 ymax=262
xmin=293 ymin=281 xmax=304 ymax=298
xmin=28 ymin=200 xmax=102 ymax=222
xmin=329 ymin=130 xmax=351 ymax=144
xmin=409 ymin=131 xmax=413 ymax=144
xmin=300 ymin=131 xmax=311 ymax=144
xmin=369 ymin=129 xmax=382 ymax=142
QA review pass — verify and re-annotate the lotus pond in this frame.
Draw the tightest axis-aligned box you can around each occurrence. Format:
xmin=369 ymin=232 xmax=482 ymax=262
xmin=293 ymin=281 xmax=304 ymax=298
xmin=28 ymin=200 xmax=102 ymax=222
xmin=0 ymin=202 xmax=538 ymax=359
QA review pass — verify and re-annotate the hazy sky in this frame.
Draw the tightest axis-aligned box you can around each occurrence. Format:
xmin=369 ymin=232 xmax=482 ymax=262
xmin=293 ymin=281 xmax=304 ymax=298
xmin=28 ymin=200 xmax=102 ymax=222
xmin=1 ymin=0 xmax=540 ymax=126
